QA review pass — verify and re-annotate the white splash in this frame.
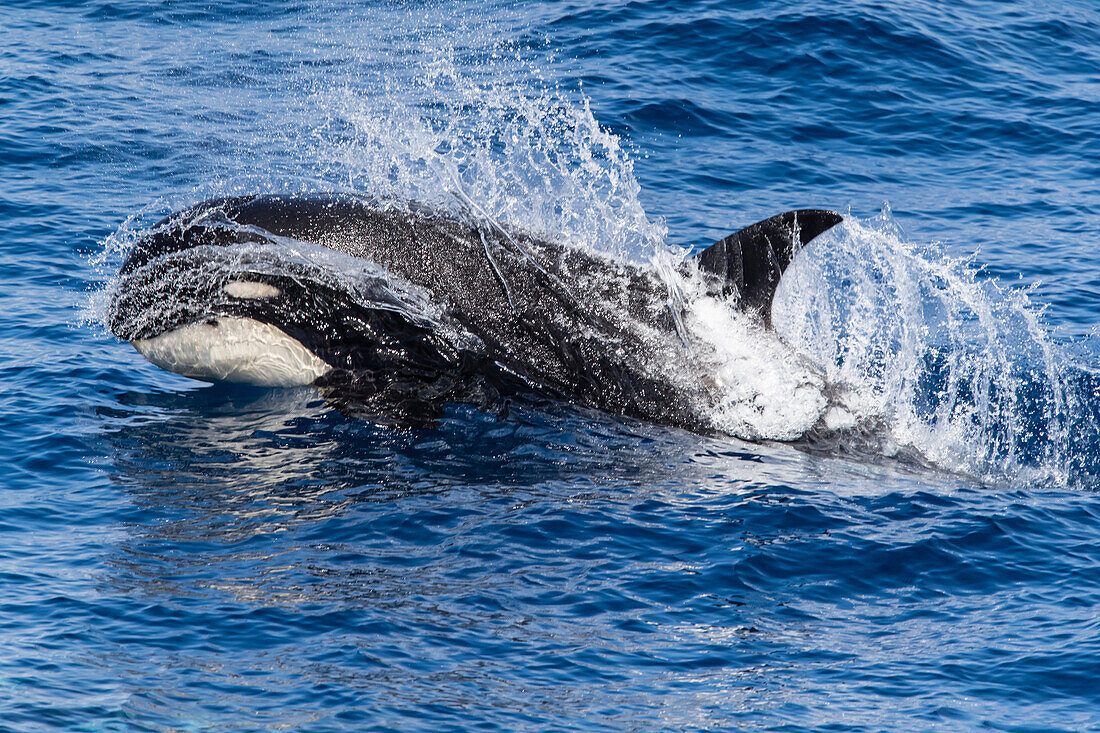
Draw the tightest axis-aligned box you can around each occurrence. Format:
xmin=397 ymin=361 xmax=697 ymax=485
xmin=300 ymin=5 xmax=670 ymax=264
xmin=773 ymin=209 xmax=1076 ymax=484
xmin=647 ymin=252 xmax=829 ymax=441
xmin=688 ymin=295 xmax=828 ymax=441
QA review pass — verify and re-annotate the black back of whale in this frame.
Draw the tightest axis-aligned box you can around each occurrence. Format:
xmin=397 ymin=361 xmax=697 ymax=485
xmin=120 ymin=194 xmax=841 ymax=309
xmin=112 ymin=194 xmax=841 ymax=429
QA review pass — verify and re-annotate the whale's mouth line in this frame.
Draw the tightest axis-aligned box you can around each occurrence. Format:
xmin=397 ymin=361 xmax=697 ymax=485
xmin=131 ymin=316 xmax=332 ymax=387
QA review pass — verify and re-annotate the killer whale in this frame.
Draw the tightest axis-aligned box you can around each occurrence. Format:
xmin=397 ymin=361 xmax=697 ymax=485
xmin=108 ymin=194 xmax=841 ymax=432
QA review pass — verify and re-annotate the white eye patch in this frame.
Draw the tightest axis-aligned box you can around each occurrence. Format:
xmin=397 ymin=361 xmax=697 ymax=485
xmin=223 ymin=280 xmax=280 ymax=299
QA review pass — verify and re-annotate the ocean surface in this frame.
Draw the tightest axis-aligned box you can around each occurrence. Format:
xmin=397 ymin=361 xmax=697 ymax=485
xmin=3 ymin=0 xmax=1100 ymax=729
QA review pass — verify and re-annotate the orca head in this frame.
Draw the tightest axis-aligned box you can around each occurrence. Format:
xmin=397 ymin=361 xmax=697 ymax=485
xmin=108 ymin=206 xmax=470 ymax=392
xmin=109 ymin=242 xmax=335 ymax=387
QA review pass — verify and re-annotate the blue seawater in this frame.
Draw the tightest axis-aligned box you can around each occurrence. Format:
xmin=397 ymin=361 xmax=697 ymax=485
xmin=3 ymin=0 xmax=1100 ymax=729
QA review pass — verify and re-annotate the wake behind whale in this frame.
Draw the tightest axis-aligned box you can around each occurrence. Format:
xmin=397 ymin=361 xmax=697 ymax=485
xmin=107 ymin=194 xmax=842 ymax=438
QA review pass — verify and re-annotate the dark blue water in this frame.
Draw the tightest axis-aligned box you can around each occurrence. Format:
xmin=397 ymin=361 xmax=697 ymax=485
xmin=3 ymin=0 xmax=1100 ymax=729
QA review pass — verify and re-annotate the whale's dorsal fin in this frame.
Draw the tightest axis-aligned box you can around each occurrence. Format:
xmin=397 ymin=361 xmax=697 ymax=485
xmin=694 ymin=209 xmax=842 ymax=319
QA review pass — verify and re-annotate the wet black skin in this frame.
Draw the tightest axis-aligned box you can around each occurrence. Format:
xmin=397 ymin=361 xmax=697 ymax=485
xmin=109 ymin=194 xmax=841 ymax=429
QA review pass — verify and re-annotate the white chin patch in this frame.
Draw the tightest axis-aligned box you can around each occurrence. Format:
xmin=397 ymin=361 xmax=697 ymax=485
xmin=132 ymin=317 xmax=331 ymax=387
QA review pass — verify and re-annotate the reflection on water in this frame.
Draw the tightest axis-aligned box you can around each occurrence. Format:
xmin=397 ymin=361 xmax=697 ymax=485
xmin=103 ymin=383 xmax=763 ymax=600
xmin=93 ymin=383 xmax=999 ymax=729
